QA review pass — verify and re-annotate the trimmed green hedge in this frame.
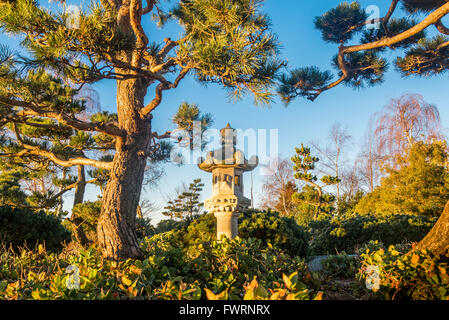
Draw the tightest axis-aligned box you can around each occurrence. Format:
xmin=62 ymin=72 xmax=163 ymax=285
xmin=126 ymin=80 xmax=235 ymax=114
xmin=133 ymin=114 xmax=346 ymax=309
xmin=154 ymin=210 xmax=309 ymax=257
xmin=238 ymin=210 xmax=309 ymax=257
xmin=0 ymin=206 xmax=71 ymax=251
xmin=308 ymin=214 xmax=436 ymax=255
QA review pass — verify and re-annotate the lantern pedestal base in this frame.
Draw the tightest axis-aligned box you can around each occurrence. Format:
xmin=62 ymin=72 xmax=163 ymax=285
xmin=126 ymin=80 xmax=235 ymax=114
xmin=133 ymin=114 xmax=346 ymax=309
xmin=214 ymin=211 xmax=240 ymax=240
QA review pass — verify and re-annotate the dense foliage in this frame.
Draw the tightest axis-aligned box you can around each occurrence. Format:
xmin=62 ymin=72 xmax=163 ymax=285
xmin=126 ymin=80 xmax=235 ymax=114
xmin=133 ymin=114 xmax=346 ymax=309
xmin=0 ymin=237 xmax=321 ymax=300
xmin=64 ymin=201 xmax=101 ymax=242
xmin=359 ymin=241 xmax=449 ymax=300
xmin=320 ymin=253 xmax=360 ymax=279
xmin=0 ymin=170 xmax=27 ymax=207
xmin=157 ymin=211 xmax=309 ymax=257
xmin=0 ymin=206 xmax=71 ymax=251
xmin=355 ymin=141 xmax=449 ymax=217
xmin=307 ymin=213 xmax=436 ymax=255
xmin=238 ymin=210 xmax=309 ymax=257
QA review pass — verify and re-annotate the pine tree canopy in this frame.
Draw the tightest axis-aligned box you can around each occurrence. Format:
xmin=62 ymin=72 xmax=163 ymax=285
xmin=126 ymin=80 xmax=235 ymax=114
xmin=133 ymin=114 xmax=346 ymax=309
xmin=0 ymin=0 xmax=279 ymax=216
xmin=0 ymin=0 xmax=281 ymax=171
xmin=0 ymin=0 xmax=282 ymax=105
xmin=278 ymin=0 xmax=449 ymax=103
xmin=162 ymin=178 xmax=204 ymax=221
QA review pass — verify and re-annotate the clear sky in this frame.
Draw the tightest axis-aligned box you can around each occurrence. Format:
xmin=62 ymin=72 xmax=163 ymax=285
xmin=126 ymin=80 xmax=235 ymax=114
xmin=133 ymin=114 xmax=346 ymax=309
xmin=2 ymin=1 xmax=449 ymax=223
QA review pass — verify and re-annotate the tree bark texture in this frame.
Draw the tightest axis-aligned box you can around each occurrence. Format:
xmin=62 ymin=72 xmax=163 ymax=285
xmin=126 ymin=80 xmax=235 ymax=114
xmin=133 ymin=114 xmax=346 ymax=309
xmin=415 ymin=200 xmax=449 ymax=257
xmin=96 ymin=77 xmax=150 ymax=259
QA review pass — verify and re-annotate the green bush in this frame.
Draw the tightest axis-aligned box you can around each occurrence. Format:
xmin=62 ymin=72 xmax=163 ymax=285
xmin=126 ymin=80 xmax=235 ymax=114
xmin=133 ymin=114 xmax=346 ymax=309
xmin=238 ymin=210 xmax=309 ymax=257
xmin=358 ymin=241 xmax=449 ymax=300
xmin=136 ymin=217 xmax=155 ymax=241
xmin=320 ymin=253 xmax=360 ymax=279
xmin=63 ymin=201 xmax=101 ymax=243
xmin=64 ymin=201 xmax=154 ymax=243
xmin=0 ymin=206 xmax=71 ymax=251
xmin=151 ymin=213 xmax=216 ymax=255
xmin=157 ymin=210 xmax=309 ymax=257
xmin=154 ymin=219 xmax=185 ymax=234
xmin=308 ymin=214 xmax=436 ymax=255
xmin=0 ymin=237 xmax=320 ymax=300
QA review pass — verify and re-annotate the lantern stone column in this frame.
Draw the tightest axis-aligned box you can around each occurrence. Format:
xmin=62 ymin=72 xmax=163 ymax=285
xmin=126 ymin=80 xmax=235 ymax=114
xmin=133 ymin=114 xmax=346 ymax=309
xmin=198 ymin=123 xmax=258 ymax=240
xmin=215 ymin=211 xmax=240 ymax=239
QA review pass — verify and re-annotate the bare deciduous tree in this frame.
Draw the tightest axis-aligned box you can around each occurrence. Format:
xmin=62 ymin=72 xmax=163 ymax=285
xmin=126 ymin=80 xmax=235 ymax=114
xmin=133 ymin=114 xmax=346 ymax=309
xmin=357 ymin=118 xmax=383 ymax=193
xmin=339 ymin=162 xmax=363 ymax=201
xmin=311 ymin=122 xmax=352 ymax=201
xmin=259 ymin=157 xmax=297 ymax=216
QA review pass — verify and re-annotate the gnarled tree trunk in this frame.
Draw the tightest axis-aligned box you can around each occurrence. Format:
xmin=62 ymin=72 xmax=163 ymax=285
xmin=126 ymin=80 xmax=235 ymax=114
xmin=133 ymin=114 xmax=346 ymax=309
xmin=96 ymin=77 xmax=150 ymax=260
xmin=415 ymin=200 xmax=449 ymax=257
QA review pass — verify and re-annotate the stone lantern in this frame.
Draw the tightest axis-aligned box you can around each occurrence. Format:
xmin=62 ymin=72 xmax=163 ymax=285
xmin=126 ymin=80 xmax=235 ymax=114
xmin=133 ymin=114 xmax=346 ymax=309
xmin=198 ymin=123 xmax=258 ymax=239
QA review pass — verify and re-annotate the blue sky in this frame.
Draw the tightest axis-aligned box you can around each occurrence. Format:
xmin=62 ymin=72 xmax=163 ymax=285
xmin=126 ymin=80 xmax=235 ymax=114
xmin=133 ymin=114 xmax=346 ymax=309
xmin=2 ymin=1 xmax=449 ymax=223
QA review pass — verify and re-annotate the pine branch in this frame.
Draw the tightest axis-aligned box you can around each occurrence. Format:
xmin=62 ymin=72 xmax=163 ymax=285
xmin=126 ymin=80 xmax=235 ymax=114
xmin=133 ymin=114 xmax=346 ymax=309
xmin=140 ymin=67 xmax=191 ymax=118
xmin=158 ymin=38 xmax=183 ymax=59
xmin=435 ymin=18 xmax=449 ymax=35
xmin=383 ymin=0 xmax=400 ymax=30
xmin=343 ymin=3 xmax=449 ymax=53
xmin=0 ymin=96 xmax=125 ymax=137
xmin=311 ymin=2 xmax=449 ymax=101
xmin=130 ymin=0 xmax=149 ymax=67
xmin=8 ymin=144 xmax=113 ymax=169
xmin=142 ymin=0 xmax=156 ymax=15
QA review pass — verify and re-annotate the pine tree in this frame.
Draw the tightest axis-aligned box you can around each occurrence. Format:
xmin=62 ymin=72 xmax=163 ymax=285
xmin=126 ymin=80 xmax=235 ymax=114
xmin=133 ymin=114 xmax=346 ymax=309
xmin=291 ymin=144 xmax=339 ymax=221
xmin=181 ymin=178 xmax=204 ymax=221
xmin=280 ymin=0 xmax=449 ymax=257
xmin=0 ymin=0 xmax=281 ymax=259
xmin=162 ymin=178 xmax=204 ymax=221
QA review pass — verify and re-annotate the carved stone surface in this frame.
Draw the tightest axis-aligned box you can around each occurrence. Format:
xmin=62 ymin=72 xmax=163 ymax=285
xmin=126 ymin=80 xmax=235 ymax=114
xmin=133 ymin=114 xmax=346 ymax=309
xmin=204 ymin=194 xmax=251 ymax=213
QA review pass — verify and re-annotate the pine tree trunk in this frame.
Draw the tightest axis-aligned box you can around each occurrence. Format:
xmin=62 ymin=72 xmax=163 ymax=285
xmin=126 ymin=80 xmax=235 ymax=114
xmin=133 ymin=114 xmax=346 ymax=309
xmin=73 ymin=165 xmax=86 ymax=206
xmin=414 ymin=200 xmax=449 ymax=257
xmin=96 ymin=77 xmax=150 ymax=260
xmin=70 ymin=165 xmax=91 ymax=247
